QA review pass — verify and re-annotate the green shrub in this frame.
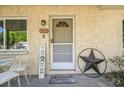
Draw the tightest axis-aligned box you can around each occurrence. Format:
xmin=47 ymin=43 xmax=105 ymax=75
xmin=105 ymin=55 xmax=124 ymax=86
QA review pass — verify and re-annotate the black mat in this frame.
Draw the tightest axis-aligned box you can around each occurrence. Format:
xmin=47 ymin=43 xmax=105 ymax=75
xmin=49 ymin=74 xmax=77 ymax=84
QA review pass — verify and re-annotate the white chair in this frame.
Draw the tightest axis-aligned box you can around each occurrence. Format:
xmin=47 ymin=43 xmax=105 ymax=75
xmin=0 ymin=57 xmax=20 ymax=87
xmin=11 ymin=55 xmax=30 ymax=87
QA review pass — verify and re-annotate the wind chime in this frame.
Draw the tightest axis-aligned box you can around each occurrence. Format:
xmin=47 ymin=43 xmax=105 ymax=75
xmin=39 ymin=20 xmax=49 ymax=79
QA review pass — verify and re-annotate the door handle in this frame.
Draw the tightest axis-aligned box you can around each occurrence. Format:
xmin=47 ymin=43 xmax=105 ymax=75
xmin=51 ymin=38 xmax=54 ymax=43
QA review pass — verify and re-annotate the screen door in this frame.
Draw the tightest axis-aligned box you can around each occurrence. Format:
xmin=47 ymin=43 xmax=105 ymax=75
xmin=51 ymin=17 xmax=74 ymax=69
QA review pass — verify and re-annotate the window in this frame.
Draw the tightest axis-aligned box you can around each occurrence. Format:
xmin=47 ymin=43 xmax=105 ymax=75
xmin=56 ymin=21 xmax=69 ymax=27
xmin=0 ymin=18 xmax=27 ymax=51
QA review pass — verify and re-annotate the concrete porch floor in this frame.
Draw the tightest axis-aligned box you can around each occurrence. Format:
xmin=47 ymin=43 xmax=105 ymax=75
xmin=0 ymin=74 xmax=114 ymax=87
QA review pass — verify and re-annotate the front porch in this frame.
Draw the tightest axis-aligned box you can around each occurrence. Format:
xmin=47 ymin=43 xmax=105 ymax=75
xmin=0 ymin=5 xmax=124 ymax=87
xmin=0 ymin=75 xmax=114 ymax=87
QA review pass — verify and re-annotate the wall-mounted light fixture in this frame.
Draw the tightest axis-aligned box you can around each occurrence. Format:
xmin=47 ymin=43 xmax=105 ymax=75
xmin=39 ymin=19 xmax=49 ymax=33
xmin=41 ymin=20 xmax=46 ymax=26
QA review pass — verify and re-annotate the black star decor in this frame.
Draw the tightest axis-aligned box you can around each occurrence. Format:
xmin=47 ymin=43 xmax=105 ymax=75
xmin=80 ymin=49 xmax=105 ymax=75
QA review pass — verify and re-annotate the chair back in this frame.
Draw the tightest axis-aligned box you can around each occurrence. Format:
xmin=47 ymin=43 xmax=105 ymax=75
xmin=20 ymin=54 xmax=29 ymax=68
xmin=0 ymin=53 xmax=29 ymax=74
xmin=9 ymin=55 xmax=22 ymax=74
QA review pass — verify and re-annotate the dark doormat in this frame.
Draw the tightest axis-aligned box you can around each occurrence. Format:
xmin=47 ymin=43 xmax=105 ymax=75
xmin=49 ymin=74 xmax=77 ymax=84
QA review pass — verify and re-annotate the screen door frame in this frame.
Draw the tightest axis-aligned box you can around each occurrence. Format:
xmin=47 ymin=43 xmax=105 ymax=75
xmin=50 ymin=16 xmax=75 ymax=70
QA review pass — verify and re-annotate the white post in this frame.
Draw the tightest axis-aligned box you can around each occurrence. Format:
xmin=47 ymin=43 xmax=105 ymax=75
xmin=39 ymin=35 xmax=46 ymax=79
xmin=39 ymin=20 xmax=49 ymax=79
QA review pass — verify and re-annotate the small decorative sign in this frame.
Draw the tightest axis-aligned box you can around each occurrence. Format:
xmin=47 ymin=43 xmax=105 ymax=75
xmin=39 ymin=28 xmax=49 ymax=33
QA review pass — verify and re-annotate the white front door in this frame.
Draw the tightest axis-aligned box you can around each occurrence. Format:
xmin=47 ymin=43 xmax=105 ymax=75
xmin=51 ymin=17 xmax=74 ymax=69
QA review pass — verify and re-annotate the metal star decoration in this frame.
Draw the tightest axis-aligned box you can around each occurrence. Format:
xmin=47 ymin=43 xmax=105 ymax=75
xmin=80 ymin=49 xmax=105 ymax=75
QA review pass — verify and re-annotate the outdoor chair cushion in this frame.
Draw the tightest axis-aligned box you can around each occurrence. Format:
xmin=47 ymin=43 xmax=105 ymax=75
xmin=0 ymin=72 xmax=18 ymax=85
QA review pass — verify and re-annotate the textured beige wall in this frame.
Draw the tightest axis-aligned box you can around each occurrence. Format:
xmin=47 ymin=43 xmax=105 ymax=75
xmin=0 ymin=5 xmax=123 ymax=75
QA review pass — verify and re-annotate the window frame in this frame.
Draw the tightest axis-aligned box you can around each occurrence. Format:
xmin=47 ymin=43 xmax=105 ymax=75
xmin=0 ymin=17 xmax=28 ymax=52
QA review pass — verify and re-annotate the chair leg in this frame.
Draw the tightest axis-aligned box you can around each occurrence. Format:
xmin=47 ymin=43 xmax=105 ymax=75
xmin=24 ymin=71 xmax=29 ymax=85
xmin=17 ymin=76 xmax=21 ymax=87
xmin=8 ymin=81 xmax=10 ymax=87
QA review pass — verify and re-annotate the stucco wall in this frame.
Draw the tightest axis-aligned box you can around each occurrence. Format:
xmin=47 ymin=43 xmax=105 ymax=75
xmin=0 ymin=5 xmax=123 ymax=75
